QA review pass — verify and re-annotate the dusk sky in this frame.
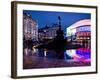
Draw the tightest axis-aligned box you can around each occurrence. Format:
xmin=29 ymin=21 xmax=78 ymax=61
xmin=23 ymin=10 xmax=91 ymax=32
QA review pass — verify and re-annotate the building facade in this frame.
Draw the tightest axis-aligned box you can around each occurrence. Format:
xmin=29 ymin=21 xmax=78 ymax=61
xmin=38 ymin=24 xmax=59 ymax=41
xmin=66 ymin=19 xmax=91 ymax=48
xmin=23 ymin=13 xmax=38 ymax=41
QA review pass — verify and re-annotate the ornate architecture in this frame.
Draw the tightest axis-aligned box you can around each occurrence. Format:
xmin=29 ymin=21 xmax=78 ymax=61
xmin=38 ymin=24 xmax=59 ymax=41
xmin=23 ymin=13 xmax=38 ymax=41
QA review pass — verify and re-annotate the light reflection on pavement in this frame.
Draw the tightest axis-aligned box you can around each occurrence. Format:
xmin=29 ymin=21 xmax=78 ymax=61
xmin=23 ymin=47 xmax=91 ymax=69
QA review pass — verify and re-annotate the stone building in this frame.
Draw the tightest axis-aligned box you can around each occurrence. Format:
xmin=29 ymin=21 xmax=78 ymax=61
xmin=38 ymin=24 xmax=59 ymax=41
xmin=23 ymin=13 xmax=38 ymax=41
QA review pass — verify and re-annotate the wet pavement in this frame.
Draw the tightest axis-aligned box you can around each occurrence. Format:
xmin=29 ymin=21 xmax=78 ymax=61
xmin=23 ymin=54 xmax=90 ymax=69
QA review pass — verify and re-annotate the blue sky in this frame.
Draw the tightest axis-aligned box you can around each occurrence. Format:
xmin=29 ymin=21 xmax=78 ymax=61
xmin=23 ymin=10 xmax=91 ymax=31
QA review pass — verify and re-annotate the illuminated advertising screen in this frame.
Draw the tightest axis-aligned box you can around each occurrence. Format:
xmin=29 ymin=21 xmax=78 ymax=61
xmin=76 ymin=25 xmax=90 ymax=32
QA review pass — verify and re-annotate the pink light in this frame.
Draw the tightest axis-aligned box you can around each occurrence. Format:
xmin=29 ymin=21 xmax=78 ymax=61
xmin=77 ymin=48 xmax=91 ymax=52
xmin=70 ymin=19 xmax=91 ymax=30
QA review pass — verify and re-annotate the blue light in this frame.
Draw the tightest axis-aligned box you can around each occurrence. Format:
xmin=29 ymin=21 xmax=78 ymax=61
xmin=76 ymin=49 xmax=91 ymax=59
xmin=76 ymin=25 xmax=90 ymax=32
